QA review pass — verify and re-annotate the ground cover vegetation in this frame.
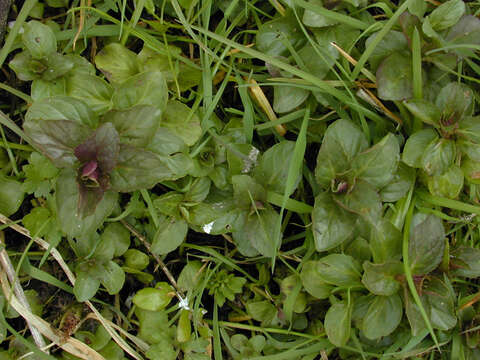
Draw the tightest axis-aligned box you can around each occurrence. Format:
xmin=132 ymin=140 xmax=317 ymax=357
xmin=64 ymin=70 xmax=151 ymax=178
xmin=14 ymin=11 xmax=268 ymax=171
xmin=0 ymin=0 xmax=480 ymax=358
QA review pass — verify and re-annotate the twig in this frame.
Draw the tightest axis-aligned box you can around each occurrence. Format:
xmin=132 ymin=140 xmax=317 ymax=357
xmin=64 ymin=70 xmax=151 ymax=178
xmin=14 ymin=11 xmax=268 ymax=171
xmin=120 ymin=220 xmax=184 ymax=301
xmin=0 ymin=231 xmax=47 ymax=350
xmin=0 ymin=270 xmax=104 ymax=359
xmin=0 ymin=214 xmax=144 ymax=360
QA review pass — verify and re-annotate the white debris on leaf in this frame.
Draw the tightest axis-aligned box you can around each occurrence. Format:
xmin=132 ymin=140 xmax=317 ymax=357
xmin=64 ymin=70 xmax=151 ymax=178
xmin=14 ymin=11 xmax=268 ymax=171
xmin=242 ymin=147 xmax=260 ymax=173
xmin=202 ymin=221 xmax=214 ymax=234
xmin=8 ymin=21 xmax=24 ymax=33
xmin=178 ymin=296 xmax=190 ymax=311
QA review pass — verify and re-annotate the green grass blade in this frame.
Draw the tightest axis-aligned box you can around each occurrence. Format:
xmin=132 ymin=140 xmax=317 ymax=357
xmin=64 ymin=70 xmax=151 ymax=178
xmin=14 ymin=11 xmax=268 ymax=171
xmin=351 ymin=0 xmax=412 ymax=80
xmin=402 ymin=195 xmax=440 ymax=350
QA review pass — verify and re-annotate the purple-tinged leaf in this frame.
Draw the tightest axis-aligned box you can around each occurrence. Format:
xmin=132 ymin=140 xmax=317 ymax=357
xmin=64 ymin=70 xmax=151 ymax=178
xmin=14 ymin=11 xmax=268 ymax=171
xmin=94 ymin=122 xmax=120 ymax=174
xmin=110 ymin=144 xmax=177 ymax=192
xmin=24 ymin=119 xmax=91 ymax=167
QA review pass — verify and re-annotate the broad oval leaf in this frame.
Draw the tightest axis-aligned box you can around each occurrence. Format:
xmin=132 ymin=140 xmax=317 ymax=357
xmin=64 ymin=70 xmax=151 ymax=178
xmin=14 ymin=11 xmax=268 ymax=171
xmin=324 ymin=302 xmax=351 ymax=347
xmin=316 ymin=254 xmax=362 ymax=287
xmin=362 ymin=294 xmax=403 ymax=340
xmin=409 ymin=214 xmax=445 ymax=275
xmin=420 ymin=138 xmax=456 ymax=176
xmin=315 ymin=119 xmax=368 ymax=187
xmin=74 ymin=270 xmax=100 ymax=302
xmin=56 ymin=169 xmax=117 ymax=237
xmin=161 ymin=100 xmax=202 ymax=146
xmin=95 ymin=43 xmax=139 ymax=84
xmin=25 ymin=96 xmax=98 ymax=128
xmin=273 ymin=85 xmax=309 ymax=114
xmin=133 ymin=286 xmax=174 ymax=311
xmin=403 ymin=99 xmax=441 ymax=127
xmin=362 ymin=261 xmax=403 ymax=296
xmin=254 ymin=141 xmax=298 ymax=195
xmin=256 ymin=15 xmax=303 ymax=56
xmin=151 ymin=217 xmax=188 ymax=255
xmin=0 ymin=176 xmax=25 ymax=217
xmin=66 ymin=73 xmax=113 ymax=115
xmin=427 ymin=165 xmax=464 ymax=199
xmin=22 ymin=20 xmax=57 ymax=59
xmin=112 ymin=71 xmax=168 ymax=112
xmin=402 ymin=129 xmax=438 ymax=168
xmin=109 ymin=145 xmax=178 ymax=192
xmin=377 ymin=52 xmax=413 ymax=101
xmin=352 ymin=133 xmax=400 ymax=188
xmin=312 ymin=192 xmax=356 ymax=251
xmin=98 ymin=260 xmax=125 ymax=295
xmin=300 ymin=260 xmax=333 ymax=299
xmin=102 ymin=105 xmax=161 ymax=148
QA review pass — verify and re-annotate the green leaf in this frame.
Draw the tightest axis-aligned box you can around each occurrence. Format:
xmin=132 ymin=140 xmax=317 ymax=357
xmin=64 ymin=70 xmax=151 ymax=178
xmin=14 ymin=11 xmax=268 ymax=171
xmin=226 ymin=143 xmax=259 ymax=175
xmin=427 ymin=165 xmax=464 ymax=198
xmin=112 ymin=71 xmax=168 ymax=112
xmin=124 ymin=249 xmax=149 ymax=270
xmin=426 ymin=0 xmax=465 ymax=32
xmin=312 ymin=192 xmax=356 ymax=251
xmin=161 ymin=100 xmax=202 ymax=146
xmin=232 ymin=174 xmax=266 ymax=209
xmin=177 ymin=261 xmax=204 ymax=293
xmin=254 ymin=141 xmax=299 ymax=195
xmin=377 ymin=52 xmax=413 ymax=101
xmin=421 ymin=138 xmax=456 ymax=176
xmin=41 ymin=53 xmax=74 ymax=81
xmin=423 ymin=276 xmax=457 ymax=331
xmin=9 ymin=51 xmax=38 ymax=81
xmin=25 ymin=119 xmax=92 ymax=167
xmin=95 ymin=43 xmax=139 ymax=84
xmin=184 ymin=177 xmax=211 ymax=203
xmin=366 ymin=31 xmax=409 ymax=71
xmin=402 ymin=129 xmax=438 ymax=168
xmin=369 ymin=218 xmax=403 ymax=263
xmin=352 ymin=133 xmax=400 ymax=188
xmin=445 ymin=15 xmax=480 ymax=58
xmin=74 ymin=270 xmax=100 ymax=302
xmin=273 ymin=85 xmax=309 ymax=114
xmin=25 ymin=96 xmax=97 ymax=128
xmin=324 ymin=302 xmax=351 ymax=347
xmin=98 ymin=260 xmax=125 ymax=295
xmin=298 ymin=42 xmax=335 ymax=80
xmin=136 ymin=308 xmax=173 ymax=345
xmin=362 ymin=294 xmax=403 ymax=340
xmin=66 ymin=73 xmax=113 ymax=114
xmin=457 ymin=116 xmax=480 ymax=143
xmin=110 ymin=145 xmax=178 ymax=192
xmin=334 ymin=180 xmax=382 ymax=222
xmin=451 ymin=246 xmax=480 ymax=278
xmin=246 ymin=301 xmax=278 ymax=327
xmin=147 ymin=127 xmax=187 ymax=156
xmin=403 ymin=99 xmax=441 ymax=127
xmin=101 ymin=222 xmax=131 ymax=257
xmin=102 ymin=105 xmax=161 ymax=148
xmin=361 ymin=261 xmax=403 ymax=296
xmin=133 ymin=283 xmax=175 ymax=311
xmin=316 ymin=253 xmax=362 ymax=287
xmin=244 ymin=208 xmax=281 ymax=258
xmin=31 ymin=79 xmax=66 ymax=101
xmin=256 ymin=15 xmax=303 ymax=56
xmin=0 ymin=175 xmax=25 ymax=216
xmin=22 ymin=20 xmax=57 ymax=59
xmin=315 ymin=119 xmax=368 ymax=187
xmin=436 ymin=82 xmax=474 ymax=123
xmin=409 ymin=214 xmax=445 ymax=275
xmin=56 ymin=169 xmax=117 ymax=238
xmin=151 ymin=216 xmax=188 ymax=255
xmin=300 ymin=260 xmax=333 ymax=299
xmin=380 ymin=162 xmax=415 ymax=202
